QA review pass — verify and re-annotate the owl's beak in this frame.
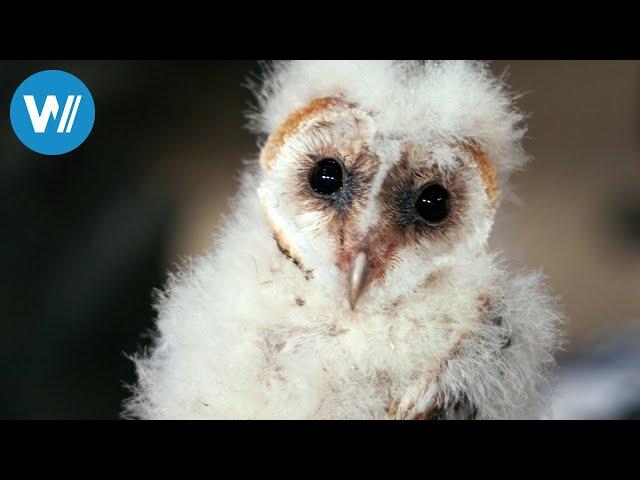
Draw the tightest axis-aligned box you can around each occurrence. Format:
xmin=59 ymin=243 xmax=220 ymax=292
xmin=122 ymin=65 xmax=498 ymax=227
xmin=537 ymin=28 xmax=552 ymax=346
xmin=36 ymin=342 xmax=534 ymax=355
xmin=347 ymin=251 xmax=371 ymax=310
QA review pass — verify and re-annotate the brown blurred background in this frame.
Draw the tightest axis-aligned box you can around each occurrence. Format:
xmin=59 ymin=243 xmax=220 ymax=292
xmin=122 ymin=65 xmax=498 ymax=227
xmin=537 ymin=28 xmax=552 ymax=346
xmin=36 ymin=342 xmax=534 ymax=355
xmin=1 ymin=61 xmax=638 ymax=419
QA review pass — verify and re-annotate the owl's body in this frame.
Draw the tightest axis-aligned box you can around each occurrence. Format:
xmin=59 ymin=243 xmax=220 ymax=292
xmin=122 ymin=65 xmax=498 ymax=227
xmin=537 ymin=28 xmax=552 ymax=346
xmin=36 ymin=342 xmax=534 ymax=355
xmin=126 ymin=61 xmax=562 ymax=419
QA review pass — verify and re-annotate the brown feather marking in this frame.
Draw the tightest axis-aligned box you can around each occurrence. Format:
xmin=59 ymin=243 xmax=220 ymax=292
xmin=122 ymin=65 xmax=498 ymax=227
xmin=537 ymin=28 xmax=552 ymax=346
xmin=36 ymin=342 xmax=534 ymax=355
xmin=272 ymin=227 xmax=314 ymax=280
xmin=467 ymin=143 xmax=500 ymax=205
xmin=258 ymin=188 xmax=314 ymax=279
xmin=260 ymin=97 xmax=345 ymax=171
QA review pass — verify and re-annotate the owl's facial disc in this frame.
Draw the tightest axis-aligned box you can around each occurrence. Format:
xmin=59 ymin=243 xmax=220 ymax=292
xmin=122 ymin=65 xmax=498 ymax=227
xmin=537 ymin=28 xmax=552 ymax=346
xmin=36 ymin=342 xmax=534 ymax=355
xmin=258 ymin=97 xmax=500 ymax=311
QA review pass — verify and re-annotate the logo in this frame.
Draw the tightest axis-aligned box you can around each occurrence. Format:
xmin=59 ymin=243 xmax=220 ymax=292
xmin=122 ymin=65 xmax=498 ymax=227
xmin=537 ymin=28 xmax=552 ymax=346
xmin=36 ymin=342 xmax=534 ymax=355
xmin=10 ymin=70 xmax=95 ymax=155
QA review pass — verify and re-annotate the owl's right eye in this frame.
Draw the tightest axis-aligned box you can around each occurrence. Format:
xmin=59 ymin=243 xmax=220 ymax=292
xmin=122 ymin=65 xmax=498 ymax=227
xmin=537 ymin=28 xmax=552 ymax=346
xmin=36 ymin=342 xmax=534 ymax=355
xmin=309 ymin=158 xmax=344 ymax=196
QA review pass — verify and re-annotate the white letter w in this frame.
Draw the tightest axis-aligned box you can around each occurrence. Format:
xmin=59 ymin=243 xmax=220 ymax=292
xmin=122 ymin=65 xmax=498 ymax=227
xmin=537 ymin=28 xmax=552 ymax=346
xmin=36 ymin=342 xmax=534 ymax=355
xmin=23 ymin=95 xmax=82 ymax=133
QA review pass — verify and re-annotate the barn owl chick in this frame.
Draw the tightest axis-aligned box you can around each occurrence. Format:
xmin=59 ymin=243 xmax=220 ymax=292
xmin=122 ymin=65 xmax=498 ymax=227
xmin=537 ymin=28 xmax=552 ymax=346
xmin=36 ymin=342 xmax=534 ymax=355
xmin=126 ymin=61 xmax=562 ymax=419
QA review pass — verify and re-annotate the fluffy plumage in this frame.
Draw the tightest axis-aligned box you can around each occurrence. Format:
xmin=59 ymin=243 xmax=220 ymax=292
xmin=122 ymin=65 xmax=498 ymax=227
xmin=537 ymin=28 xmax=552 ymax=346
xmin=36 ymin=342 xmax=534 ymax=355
xmin=125 ymin=61 xmax=562 ymax=419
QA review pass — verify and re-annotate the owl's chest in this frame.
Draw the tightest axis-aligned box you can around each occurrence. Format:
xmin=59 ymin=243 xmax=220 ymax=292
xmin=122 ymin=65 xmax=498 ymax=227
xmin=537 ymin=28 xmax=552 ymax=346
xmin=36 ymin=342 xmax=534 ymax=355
xmin=247 ymin=283 xmax=480 ymax=418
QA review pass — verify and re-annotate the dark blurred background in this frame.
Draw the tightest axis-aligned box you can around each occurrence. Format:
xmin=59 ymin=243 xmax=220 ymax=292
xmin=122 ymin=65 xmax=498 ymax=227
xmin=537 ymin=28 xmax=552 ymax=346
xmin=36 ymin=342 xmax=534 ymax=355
xmin=1 ymin=61 xmax=638 ymax=419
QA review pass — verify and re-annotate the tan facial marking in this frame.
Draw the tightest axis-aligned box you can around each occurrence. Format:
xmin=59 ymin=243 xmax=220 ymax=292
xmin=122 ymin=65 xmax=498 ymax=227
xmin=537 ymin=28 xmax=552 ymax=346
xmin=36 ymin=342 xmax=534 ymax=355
xmin=268 ymin=221 xmax=314 ymax=280
xmin=272 ymin=225 xmax=299 ymax=265
xmin=260 ymin=97 xmax=346 ymax=171
xmin=467 ymin=143 xmax=499 ymax=205
xmin=258 ymin=191 xmax=303 ymax=267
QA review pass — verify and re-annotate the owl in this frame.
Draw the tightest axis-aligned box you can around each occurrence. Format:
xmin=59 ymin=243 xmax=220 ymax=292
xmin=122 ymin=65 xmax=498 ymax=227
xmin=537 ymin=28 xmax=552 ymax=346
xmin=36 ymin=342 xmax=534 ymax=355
xmin=125 ymin=61 xmax=562 ymax=419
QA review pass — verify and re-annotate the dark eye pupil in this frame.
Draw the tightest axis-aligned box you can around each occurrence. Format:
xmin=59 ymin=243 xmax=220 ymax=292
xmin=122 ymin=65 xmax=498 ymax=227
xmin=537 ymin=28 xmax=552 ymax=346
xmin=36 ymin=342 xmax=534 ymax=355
xmin=309 ymin=158 xmax=343 ymax=196
xmin=416 ymin=184 xmax=450 ymax=224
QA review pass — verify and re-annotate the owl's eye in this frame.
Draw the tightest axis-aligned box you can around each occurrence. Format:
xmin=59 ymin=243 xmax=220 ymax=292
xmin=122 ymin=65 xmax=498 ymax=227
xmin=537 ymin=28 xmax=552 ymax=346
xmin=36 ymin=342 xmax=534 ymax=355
xmin=415 ymin=183 xmax=450 ymax=224
xmin=309 ymin=158 xmax=344 ymax=196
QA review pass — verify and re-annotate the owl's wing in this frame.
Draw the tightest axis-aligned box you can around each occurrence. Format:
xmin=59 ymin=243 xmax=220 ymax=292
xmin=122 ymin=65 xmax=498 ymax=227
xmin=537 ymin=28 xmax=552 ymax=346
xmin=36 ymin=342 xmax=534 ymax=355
xmin=388 ymin=268 xmax=562 ymax=420
xmin=386 ymin=330 xmax=482 ymax=421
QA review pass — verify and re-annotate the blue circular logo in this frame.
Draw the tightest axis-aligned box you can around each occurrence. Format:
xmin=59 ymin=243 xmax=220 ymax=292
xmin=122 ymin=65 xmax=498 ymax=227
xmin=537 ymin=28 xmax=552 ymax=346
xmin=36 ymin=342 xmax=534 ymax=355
xmin=10 ymin=70 xmax=95 ymax=155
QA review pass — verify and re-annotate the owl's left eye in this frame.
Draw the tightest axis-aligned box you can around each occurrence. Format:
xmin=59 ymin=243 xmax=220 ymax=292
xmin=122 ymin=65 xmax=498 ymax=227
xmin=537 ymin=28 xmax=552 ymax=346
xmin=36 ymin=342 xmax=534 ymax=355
xmin=309 ymin=158 xmax=344 ymax=196
xmin=415 ymin=183 xmax=451 ymax=225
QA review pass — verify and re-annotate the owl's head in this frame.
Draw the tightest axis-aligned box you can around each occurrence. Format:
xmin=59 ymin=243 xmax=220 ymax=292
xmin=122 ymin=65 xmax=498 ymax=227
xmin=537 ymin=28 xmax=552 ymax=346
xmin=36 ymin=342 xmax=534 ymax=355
xmin=251 ymin=61 xmax=526 ymax=310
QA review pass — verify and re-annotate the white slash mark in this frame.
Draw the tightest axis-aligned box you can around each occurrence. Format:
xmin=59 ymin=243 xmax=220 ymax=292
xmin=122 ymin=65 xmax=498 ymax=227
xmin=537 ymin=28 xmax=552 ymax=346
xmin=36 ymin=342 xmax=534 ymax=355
xmin=57 ymin=95 xmax=75 ymax=133
xmin=66 ymin=95 xmax=82 ymax=133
